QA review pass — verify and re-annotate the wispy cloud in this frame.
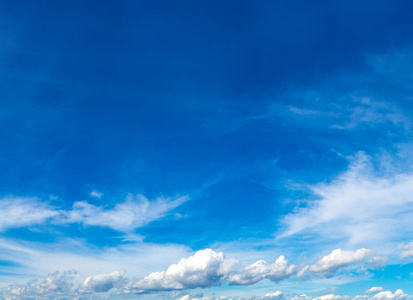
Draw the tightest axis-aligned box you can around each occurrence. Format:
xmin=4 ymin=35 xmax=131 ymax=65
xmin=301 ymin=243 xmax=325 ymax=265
xmin=90 ymin=190 xmax=104 ymax=199
xmin=0 ymin=194 xmax=188 ymax=233
xmin=0 ymin=196 xmax=58 ymax=231
xmin=279 ymin=152 xmax=413 ymax=249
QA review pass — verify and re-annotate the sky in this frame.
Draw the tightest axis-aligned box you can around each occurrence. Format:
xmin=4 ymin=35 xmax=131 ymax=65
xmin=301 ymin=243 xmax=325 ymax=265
xmin=0 ymin=0 xmax=413 ymax=299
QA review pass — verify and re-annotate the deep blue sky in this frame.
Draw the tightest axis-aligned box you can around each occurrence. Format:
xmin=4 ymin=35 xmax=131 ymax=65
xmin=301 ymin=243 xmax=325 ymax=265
xmin=1 ymin=1 xmax=413 ymax=299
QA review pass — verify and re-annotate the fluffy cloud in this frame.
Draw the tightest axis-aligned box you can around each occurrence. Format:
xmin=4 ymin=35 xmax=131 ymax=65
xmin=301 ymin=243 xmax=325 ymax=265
xmin=398 ymin=242 xmax=413 ymax=259
xmin=0 ymin=270 xmax=127 ymax=299
xmin=229 ymin=256 xmax=295 ymax=285
xmin=0 ymin=194 xmax=188 ymax=233
xmin=0 ymin=270 xmax=78 ymax=299
xmin=81 ymin=270 xmax=125 ymax=293
xmin=372 ymin=290 xmax=410 ymax=300
xmin=0 ymin=247 xmax=390 ymax=297
xmin=280 ymin=152 xmax=413 ymax=247
xmin=173 ymin=290 xmax=411 ymax=300
xmin=366 ymin=287 xmax=384 ymax=294
xmin=127 ymin=249 xmax=238 ymax=293
xmin=298 ymin=249 xmax=374 ymax=278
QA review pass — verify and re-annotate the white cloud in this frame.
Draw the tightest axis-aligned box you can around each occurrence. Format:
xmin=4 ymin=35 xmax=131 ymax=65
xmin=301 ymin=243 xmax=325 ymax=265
xmin=0 ymin=194 xmax=188 ymax=233
xmin=81 ymin=270 xmax=125 ymax=293
xmin=127 ymin=249 xmax=238 ymax=293
xmin=229 ymin=256 xmax=295 ymax=285
xmin=0 ymin=270 xmax=78 ymax=300
xmin=300 ymin=249 xmax=374 ymax=278
xmin=65 ymin=194 xmax=188 ymax=232
xmin=398 ymin=242 xmax=413 ymax=259
xmin=366 ymin=287 xmax=384 ymax=294
xmin=169 ymin=290 xmax=411 ymax=300
xmin=372 ymin=290 xmax=410 ymax=300
xmin=330 ymin=97 xmax=410 ymax=130
xmin=90 ymin=190 xmax=104 ymax=198
xmin=263 ymin=291 xmax=286 ymax=300
xmin=313 ymin=295 xmax=350 ymax=300
xmin=366 ymin=256 xmax=387 ymax=269
xmin=280 ymin=152 xmax=413 ymax=248
xmin=0 ymin=196 xmax=58 ymax=231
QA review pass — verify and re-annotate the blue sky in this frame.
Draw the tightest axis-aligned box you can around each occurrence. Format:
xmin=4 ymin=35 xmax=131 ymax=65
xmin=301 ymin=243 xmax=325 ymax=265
xmin=1 ymin=1 xmax=413 ymax=299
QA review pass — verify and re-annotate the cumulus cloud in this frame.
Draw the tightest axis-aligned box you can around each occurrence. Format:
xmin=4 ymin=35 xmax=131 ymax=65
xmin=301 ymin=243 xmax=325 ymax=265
xmin=0 ymin=270 xmax=78 ymax=300
xmin=280 ymin=152 xmax=413 ymax=247
xmin=366 ymin=287 xmax=384 ymax=294
xmin=398 ymin=242 xmax=413 ymax=259
xmin=127 ymin=249 xmax=238 ymax=293
xmin=0 ymin=194 xmax=188 ymax=233
xmin=0 ymin=270 xmax=127 ymax=299
xmin=0 ymin=247 xmax=389 ymax=297
xmin=172 ymin=290 xmax=411 ymax=300
xmin=229 ymin=256 xmax=295 ymax=285
xmin=126 ymin=247 xmax=379 ymax=294
xmin=372 ymin=289 xmax=410 ymax=300
xmin=81 ymin=270 xmax=125 ymax=293
xmin=298 ymin=249 xmax=374 ymax=278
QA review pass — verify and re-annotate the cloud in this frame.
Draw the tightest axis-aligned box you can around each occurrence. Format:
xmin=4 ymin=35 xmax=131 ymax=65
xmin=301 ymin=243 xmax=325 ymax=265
xmin=229 ymin=256 xmax=295 ymax=285
xmin=65 ymin=194 xmax=188 ymax=232
xmin=81 ymin=270 xmax=125 ymax=293
xmin=366 ymin=256 xmax=387 ymax=269
xmin=90 ymin=190 xmax=104 ymax=198
xmin=127 ymin=249 xmax=238 ymax=293
xmin=372 ymin=290 xmax=410 ymax=300
xmin=0 ymin=194 xmax=188 ymax=233
xmin=126 ymin=247 xmax=379 ymax=294
xmin=298 ymin=249 xmax=374 ymax=278
xmin=366 ymin=287 xmax=384 ymax=294
xmin=313 ymin=295 xmax=350 ymax=300
xmin=398 ymin=242 xmax=413 ymax=259
xmin=171 ymin=290 xmax=411 ymax=300
xmin=0 ymin=196 xmax=58 ymax=231
xmin=280 ymin=152 xmax=413 ymax=247
xmin=0 ymin=270 xmax=78 ymax=300
xmin=329 ymin=97 xmax=410 ymax=130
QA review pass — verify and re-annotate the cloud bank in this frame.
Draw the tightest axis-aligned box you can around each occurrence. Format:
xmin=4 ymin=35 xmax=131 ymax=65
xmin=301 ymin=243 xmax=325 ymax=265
xmin=0 ymin=247 xmax=391 ymax=298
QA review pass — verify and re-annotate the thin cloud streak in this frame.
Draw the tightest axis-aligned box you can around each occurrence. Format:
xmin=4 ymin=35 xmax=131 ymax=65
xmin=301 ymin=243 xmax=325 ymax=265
xmin=0 ymin=194 xmax=188 ymax=233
